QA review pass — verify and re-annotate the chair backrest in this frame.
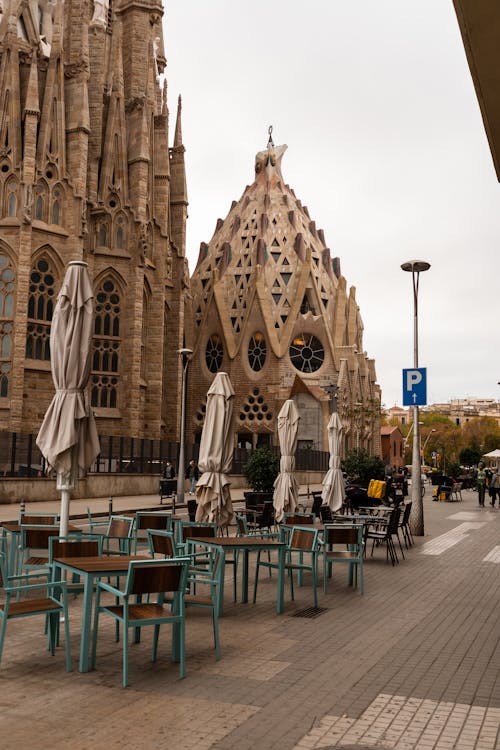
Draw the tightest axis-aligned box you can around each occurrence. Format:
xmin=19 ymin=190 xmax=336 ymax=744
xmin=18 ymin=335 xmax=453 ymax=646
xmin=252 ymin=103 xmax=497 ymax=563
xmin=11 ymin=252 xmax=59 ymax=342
xmin=106 ymin=515 xmax=135 ymax=539
xmin=320 ymin=506 xmax=333 ymax=522
xmin=401 ymin=502 xmax=412 ymax=525
xmin=181 ymin=523 xmax=216 ymax=542
xmin=187 ymin=499 xmax=197 ymax=522
xmin=49 ymin=536 xmax=102 ymax=562
xmin=289 ymin=527 xmax=319 ymax=552
xmin=258 ymin=502 xmax=275 ymax=528
xmin=311 ymin=493 xmax=323 ymax=517
xmin=21 ymin=525 xmax=60 ymax=552
xmin=235 ymin=514 xmax=249 ymax=536
xmin=284 ymin=513 xmax=314 ymax=525
xmin=135 ymin=512 xmax=171 ymax=532
xmin=147 ymin=529 xmax=177 ymax=558
xmin=126 ymin=558 xmax=189 ymax=596
xmin=324 ymin=524 xmax=362 ymax=547
xmin=20 ymin=513 xmax=59 ymax=525
xmin=387 ymin=507 xmax=401 ymax=533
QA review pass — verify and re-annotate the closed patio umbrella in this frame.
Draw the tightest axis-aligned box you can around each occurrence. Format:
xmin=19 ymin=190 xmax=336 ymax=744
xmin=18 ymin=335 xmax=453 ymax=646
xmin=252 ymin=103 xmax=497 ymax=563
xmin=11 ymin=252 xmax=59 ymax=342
xmin=321 ymin=411 xmax=345 ymax=512
xmin=273 ymin=399 xmax=300 ymax=523
xmin=195 ymin=372 xmax=235 ymax=528
xmin=36 ymin=261 xmax=100 ymax=536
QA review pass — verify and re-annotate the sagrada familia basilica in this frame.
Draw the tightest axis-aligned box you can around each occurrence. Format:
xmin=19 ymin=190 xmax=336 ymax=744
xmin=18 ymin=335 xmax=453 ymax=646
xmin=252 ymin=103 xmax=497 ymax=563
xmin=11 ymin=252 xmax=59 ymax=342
xmin=0 ymin=0 xmax=381 ymax=457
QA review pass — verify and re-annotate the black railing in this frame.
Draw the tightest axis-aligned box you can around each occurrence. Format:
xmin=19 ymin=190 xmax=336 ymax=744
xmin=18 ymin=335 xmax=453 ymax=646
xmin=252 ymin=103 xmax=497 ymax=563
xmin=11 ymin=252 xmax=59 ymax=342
xmin=0 ymin=431 xmax=329 ymax=478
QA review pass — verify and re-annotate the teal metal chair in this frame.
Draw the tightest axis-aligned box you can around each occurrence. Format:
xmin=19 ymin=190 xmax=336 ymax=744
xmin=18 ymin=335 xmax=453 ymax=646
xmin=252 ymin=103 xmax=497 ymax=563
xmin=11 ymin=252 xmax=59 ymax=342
xmin=101 ymin=515 xmax=136 ymax=555
xmin=86 ymin=507 xmax=110 ymax=534
xmin=19 ymin=525 xmax=60 ymax=581
xmin=91 ymin=558 xmax=189 ymax=686
xmin=147 ymin=528 xmax=220 ymax=657
xmin=147 ymin=529 xmax=178 ymax=559
xmin=253 ymin=526 xmax=321 ymax=608
xmin=134 ymin=512 xmax=172 ymax=553
xmin=0 ymin=551 xmax=71 ymax=671
xmin=322 ymin=523 xmax=364 ymax=594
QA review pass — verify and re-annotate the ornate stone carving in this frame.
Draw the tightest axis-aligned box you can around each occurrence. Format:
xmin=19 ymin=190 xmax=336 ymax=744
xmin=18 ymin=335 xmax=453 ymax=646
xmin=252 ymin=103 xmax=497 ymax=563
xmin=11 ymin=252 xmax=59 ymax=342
xmin=64 ymin=61 xmax=89 ymax=79
xmin=125 ymin=96 xmax=146 ymax=113
xmin=22 ymin=184 xmax=33 ymax=225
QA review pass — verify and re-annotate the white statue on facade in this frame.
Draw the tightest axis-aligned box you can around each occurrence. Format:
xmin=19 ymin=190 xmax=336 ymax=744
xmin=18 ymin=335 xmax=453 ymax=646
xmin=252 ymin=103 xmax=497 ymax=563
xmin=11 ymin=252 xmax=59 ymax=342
xmin=91 ymin=0 xmax=109 ymax=28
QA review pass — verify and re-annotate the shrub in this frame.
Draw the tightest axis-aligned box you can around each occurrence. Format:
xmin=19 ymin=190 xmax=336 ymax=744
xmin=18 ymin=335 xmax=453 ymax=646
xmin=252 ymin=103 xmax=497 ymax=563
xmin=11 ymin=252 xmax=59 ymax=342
xmin=341 ymin=448 xmax=385 ymax=486
xmin=243 ymin=447 xmax=280 ymax=493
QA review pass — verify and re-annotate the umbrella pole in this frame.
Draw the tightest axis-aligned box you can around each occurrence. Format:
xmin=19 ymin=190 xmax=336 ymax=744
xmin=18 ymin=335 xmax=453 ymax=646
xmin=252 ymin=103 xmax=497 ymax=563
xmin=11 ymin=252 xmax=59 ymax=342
xmin=59 ymin=485 xmax=71 ymax=537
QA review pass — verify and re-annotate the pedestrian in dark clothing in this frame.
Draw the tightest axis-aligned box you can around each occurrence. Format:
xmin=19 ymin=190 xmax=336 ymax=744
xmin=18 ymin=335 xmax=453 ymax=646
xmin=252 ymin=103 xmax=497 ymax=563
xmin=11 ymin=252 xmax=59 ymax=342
xmin=186 ymin=459 xmax=199 ymax=495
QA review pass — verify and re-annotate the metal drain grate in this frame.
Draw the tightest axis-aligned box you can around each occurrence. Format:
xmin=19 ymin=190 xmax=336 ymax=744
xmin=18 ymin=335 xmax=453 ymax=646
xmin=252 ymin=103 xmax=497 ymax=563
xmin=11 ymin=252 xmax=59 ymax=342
xmin=290 ymin=606 xmax=328 ymax=619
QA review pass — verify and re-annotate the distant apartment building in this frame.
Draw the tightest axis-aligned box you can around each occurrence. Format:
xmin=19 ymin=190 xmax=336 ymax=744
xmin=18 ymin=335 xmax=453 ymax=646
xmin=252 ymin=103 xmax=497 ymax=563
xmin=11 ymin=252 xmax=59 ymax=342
xmin=386 ymin=400 xmax=500 ymax=428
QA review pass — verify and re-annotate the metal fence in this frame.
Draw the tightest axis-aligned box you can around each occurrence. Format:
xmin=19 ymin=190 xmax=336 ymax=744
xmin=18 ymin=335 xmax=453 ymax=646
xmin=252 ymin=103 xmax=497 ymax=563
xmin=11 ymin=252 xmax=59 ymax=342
xmin=0 ymin=432 xmax=329 ymax=478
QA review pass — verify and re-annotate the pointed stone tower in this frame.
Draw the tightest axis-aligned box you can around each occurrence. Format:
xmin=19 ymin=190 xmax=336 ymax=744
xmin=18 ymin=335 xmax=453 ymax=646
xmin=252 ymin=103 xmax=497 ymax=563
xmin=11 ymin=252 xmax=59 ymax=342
xmin=0 ymin=0 xmax=187 ymax=440
xmin=187 ymin=136 xmax=381 ymax=454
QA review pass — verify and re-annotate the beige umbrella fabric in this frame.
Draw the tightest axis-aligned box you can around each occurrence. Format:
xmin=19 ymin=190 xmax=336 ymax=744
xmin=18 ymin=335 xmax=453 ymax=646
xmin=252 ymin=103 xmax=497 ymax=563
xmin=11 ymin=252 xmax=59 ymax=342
xmin=273 ymin=399 xmax=300 ymax=523
xmin=195 ymin=372 xmax=235 ymax=528
xmin=36 ymin=261 xmax=100 ymax=536
xmin=321 ymin=411 xmax=345 ymax=511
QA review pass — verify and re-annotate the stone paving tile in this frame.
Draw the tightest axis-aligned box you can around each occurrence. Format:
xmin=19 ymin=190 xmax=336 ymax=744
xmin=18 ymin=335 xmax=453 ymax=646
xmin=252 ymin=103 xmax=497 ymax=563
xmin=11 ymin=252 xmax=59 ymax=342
xmin=0 ymin=489 xmax=499 ymax=750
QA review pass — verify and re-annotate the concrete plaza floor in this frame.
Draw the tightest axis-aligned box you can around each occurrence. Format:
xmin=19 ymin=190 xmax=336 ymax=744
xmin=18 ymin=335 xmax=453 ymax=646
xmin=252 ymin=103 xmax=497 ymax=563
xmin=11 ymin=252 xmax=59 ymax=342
xmin=0 ymin=487 xmax=499 ymax=750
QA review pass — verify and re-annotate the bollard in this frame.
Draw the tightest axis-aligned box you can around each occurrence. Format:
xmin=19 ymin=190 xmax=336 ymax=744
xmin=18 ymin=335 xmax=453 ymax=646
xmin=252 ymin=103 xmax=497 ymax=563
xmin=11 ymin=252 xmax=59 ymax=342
xmin=108 ymin=496 xmax=113 ymax=518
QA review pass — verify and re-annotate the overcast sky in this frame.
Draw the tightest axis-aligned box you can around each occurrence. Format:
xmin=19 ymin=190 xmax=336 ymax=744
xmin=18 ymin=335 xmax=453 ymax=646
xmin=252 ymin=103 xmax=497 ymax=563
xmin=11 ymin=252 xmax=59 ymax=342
xmin=163 ymin=1 xmax=500 ymax=408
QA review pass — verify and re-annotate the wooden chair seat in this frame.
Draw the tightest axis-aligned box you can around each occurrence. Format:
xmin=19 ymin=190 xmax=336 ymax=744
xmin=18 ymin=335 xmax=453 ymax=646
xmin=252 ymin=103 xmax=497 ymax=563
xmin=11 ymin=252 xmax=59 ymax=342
xmin=5 ymin=597 xmax=62 ymax=616
xmin=25 ymin=556 xmax=49 ymax=567
xmin=104 ymin=603 xmax=177 ymax=621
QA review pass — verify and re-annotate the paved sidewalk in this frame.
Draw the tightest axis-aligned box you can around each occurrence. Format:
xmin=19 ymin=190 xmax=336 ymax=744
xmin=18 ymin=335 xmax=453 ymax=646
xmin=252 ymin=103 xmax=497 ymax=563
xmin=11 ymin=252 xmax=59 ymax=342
xmin=0 ymin=488 xmax=499 ymax=750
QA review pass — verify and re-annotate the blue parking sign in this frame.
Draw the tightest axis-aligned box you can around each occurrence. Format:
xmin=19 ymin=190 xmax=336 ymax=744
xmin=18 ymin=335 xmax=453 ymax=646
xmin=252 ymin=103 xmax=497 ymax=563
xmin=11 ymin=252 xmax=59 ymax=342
xmin=402 ymin=368 xmax=427 ymax=406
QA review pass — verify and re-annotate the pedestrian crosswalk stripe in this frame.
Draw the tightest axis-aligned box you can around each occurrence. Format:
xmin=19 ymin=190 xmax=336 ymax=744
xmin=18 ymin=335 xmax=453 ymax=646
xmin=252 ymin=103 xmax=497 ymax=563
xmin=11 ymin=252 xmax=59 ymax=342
xmin=483 ymin=546 xmax=500 ymax=563
xmin=421 ymin=522 xmax=486 ymax=556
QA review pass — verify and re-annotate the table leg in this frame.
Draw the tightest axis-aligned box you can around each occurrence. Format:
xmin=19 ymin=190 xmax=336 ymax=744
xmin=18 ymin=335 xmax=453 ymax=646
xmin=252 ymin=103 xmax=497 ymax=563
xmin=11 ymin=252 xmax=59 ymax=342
xmin=241 ymin=549 xmax=249 ymax=603
xmin=277 ymin=546 xmax=285 ymax=614
xmin=217 ymin=549 xmax=226 ymax=617
xmin=80 ymin=574 xmax=94 ymax=672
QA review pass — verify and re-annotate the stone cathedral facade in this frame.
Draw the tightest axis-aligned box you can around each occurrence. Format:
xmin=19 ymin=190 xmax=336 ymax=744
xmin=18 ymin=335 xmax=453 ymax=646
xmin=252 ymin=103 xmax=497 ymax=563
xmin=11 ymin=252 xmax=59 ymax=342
xmin=0 ymin=0 xmax=188 ymax=441
xmin=186 ymin=138 xmax=381 ymax=455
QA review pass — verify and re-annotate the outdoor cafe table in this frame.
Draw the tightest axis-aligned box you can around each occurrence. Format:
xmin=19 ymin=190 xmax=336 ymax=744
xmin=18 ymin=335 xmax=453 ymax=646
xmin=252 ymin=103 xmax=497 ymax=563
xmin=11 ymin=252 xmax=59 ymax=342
xmin=186 ymin=536 xmax=286 ymax=616
xmin=52 ymin=554 xmax=148 ymax=673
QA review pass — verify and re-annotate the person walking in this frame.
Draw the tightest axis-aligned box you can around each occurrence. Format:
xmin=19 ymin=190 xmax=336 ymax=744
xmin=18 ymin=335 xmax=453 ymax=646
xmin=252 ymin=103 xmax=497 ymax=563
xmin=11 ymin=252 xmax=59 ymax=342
xmin=489 ymin=468 xmax=499 ymax=508
xmin=476 ymin=462 xmax=487 ymax=507
xmin=186 ymin=459 xmax=199 ymax=495
xmin=163 ymin=461 xmax=175 ymax=479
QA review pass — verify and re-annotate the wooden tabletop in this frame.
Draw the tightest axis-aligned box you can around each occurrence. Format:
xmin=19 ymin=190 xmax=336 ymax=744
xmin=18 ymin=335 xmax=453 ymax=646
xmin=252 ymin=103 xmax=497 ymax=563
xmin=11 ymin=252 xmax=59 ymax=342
xmin=1 ymin=521 xmax=81 ymax=533
xmin=52 ymin=554 xmax=149 ymax=573
xmin=188 ymin=536 xmax=285 ymax=548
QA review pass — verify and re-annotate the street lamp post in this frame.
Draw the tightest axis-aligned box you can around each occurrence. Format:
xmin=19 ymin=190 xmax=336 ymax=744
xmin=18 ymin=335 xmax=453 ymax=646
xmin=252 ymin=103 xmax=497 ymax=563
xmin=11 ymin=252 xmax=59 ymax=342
xmin=401 ymin=259 xmax=430 ymax=536
xmin=176 ymin=348 xmax=193 ymax=508
xmin=422 ymin=428 xmax=437 ymax=464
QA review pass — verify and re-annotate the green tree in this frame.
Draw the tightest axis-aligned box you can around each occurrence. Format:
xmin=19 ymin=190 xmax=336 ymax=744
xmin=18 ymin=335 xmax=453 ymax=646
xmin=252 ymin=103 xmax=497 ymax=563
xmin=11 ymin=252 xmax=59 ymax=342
xmin=342 ymin=448 xmax=385 ymax=486
xmin=243 ymin=447 xmax=280 ymax=492
xmin=459 ymin=446 xmax=482 ymax=466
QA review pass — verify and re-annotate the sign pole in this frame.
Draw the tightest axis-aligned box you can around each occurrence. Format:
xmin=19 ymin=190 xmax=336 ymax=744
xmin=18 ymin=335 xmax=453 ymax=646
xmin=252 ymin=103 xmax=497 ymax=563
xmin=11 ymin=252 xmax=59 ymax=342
xmin=401 ymin=260 xmax=430 ymax=536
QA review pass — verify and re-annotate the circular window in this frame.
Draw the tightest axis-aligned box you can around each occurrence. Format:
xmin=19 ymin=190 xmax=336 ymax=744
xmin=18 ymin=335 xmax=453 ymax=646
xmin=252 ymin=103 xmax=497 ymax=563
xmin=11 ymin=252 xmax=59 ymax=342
xmin=248 ymin=332 xmax=267 ymax=372
xmin=289 ymin=333 xmax=325 ymax=373
xmin=205 ymin=334 xmax=224 ymax=373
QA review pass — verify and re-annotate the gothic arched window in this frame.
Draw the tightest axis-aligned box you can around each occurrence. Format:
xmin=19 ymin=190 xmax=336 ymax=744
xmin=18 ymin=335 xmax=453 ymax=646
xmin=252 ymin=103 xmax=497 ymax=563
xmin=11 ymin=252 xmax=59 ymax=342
xmin=51 ymin=185 xmax=63 ymax=224
xmin=5 ymin=178 xmax=17 ymax=217
xmin=26 ymin=255 xmax=57 ymax=361
xmin=205 ymin=334 xmax=224 ymax=373
xmin=91 ymin=277 xmax=121 ymax=408
xmin=115 ymin=214 xmax=126 ymax=249
xmin=0 ymin=252 xmax=15 ymax=397
xmin=35 ymin=180 xmax=49 ymax=222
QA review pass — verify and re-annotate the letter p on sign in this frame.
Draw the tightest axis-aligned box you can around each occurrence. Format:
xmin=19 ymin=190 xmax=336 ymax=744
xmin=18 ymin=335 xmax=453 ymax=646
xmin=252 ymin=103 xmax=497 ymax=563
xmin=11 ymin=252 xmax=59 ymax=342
xmin=402 ymin=368 xmax=427 ymax=406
